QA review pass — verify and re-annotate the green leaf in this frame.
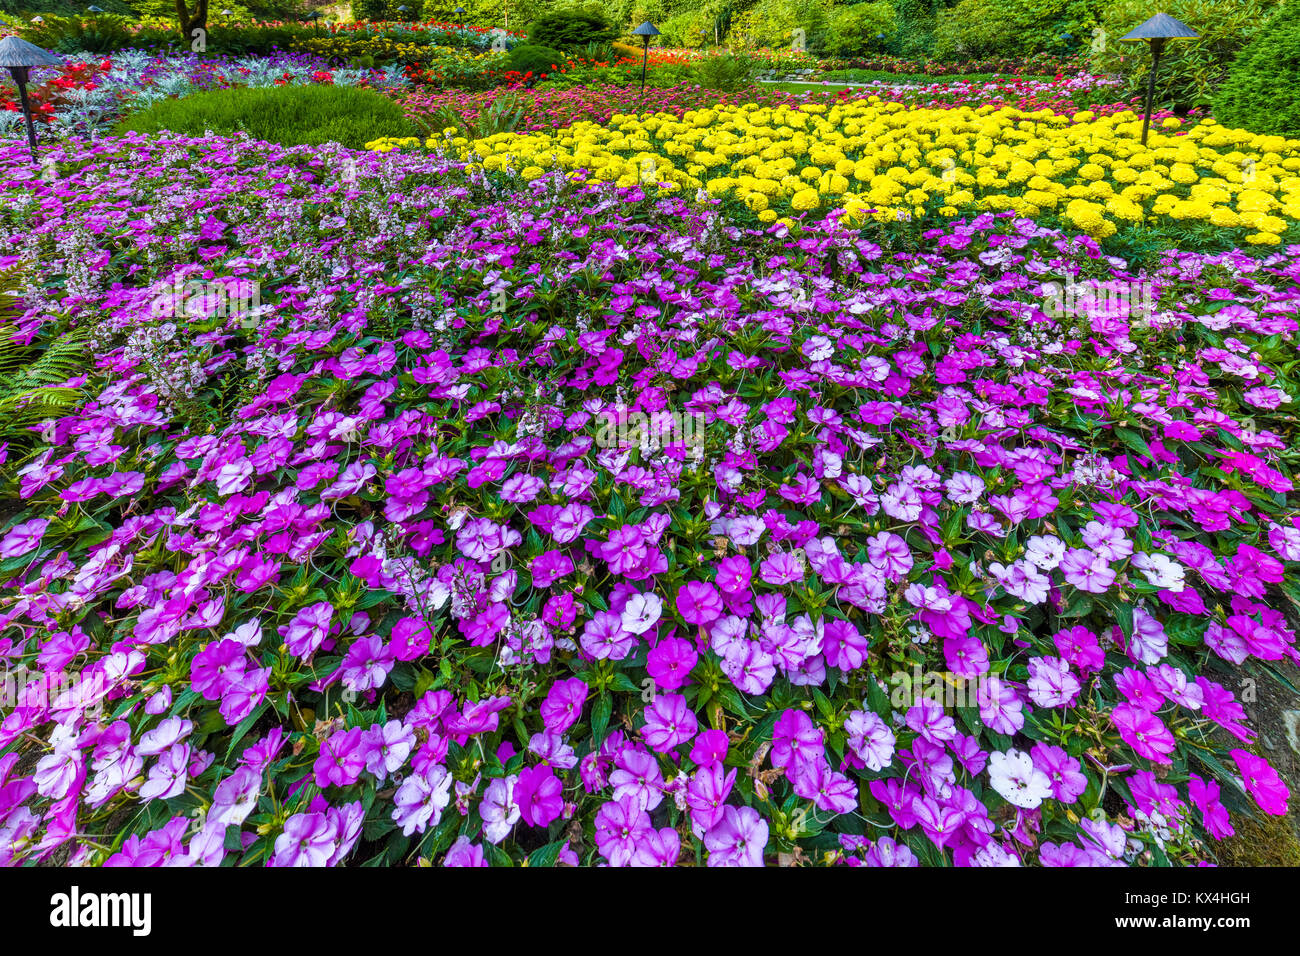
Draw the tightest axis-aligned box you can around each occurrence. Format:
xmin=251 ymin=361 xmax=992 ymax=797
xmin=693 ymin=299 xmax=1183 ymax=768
xmin=526 ymin=840 xmax=566 ymax=868
xmin=226 ymin=700 xmax=270 ymax=757
xmin=591 ymin=692 xmax=613 ymax=744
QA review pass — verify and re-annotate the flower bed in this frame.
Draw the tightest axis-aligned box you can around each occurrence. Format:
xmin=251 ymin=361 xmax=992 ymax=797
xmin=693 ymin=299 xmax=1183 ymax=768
xmin=0 ymin=132 xmax=1295 ymax=866
xmin=430 ymin=100 xmax=1300 ymax=254
xmin=0 ymin=50 xmax=413 ymax=135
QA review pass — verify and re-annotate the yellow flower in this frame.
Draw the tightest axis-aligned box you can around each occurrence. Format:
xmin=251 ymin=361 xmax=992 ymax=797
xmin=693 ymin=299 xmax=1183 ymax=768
xmin=791 ymin=188 xmax=820 ymax=211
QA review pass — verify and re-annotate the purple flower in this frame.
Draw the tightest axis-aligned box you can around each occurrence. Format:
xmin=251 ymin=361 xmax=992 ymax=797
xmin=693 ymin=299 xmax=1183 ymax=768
xmin=270 ymin=812 xmax=336 ymax=867
xmin=704 ymin=805 xmax=768 ymax=867
xmin=0 ymin=518 xmax=48 ymax=558
xmin=646 ymin=636 xmax=697 ymax=691
xmin=594 ymin=796 xmax=652 ymax=866
xmin=640 ymin=694 xmax=698 ymax=753
xmin=515 ymin=764 xmax=564 ymax=828
xmin=676 ymin=581 xmax=723 ymax=625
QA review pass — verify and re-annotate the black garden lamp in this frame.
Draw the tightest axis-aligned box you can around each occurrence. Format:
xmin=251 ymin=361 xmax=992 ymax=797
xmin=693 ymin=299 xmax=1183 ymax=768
xmin=396 ymin=5 xmax=409 ymax=23
xmin=0 ymin=35 xmax=62 ymax=161
xmin=87 ymin=5 xmax=105 ymax=14
xmin=455 ymin=6 xmax=464 ymax=28
xmin=631 ymin=21 xmax=659 ymax=95
xmin=1119 ymin=13 xmax=1198 ymax=146
xmin=306 ymin=9 xmax=323 ymax=34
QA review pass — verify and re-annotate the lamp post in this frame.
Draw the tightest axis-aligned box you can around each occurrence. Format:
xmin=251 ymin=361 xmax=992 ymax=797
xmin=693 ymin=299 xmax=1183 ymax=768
xmin=631 ymin=21 xmax=659 ymax=95
xmin=0 ymin=35 xmax=62 ymax=161
xmin=396 ymin=5 xmax=409 ymax=23
xmin=306 ymin=9 xmax=322 ymax=34
xmin=456 ymin=6 xmax=464 ymax=29
xmin=87 ymin=5 xmax=104 ymax=14
xmin=1119 ymin=13 xmax=1198 ymax=146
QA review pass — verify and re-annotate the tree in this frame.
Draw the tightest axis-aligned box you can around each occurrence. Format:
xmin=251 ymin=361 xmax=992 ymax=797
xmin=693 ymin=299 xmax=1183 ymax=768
xmin=175 ymin=0 xmax=210 ymax=45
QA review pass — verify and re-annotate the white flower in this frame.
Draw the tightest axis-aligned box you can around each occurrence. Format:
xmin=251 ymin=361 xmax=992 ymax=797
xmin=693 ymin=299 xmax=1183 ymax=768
xmin=1024 ymin=534 xmax=1065 ymax=571
xmin=1130 ymin=552 xmax=1185 ymax=592
xmin=620 ymin=592 xmax=663 ymax=635
xmin=988 ymin=749 xmax=1053 ymax=809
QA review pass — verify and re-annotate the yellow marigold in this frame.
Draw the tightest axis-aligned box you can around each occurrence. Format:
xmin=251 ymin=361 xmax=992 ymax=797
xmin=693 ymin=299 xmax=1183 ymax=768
xmin=791 ymin=188 xmax=821 ymax=211
xmin=1245 ymin=231 xmax=1281 ymax=245
xmin=1209 ymin=207 xmax=1240 ymax=228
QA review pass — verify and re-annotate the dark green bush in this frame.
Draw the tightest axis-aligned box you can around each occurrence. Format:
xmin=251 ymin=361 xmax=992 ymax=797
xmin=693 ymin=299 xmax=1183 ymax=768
xmin=351 ymin=0 xmax=425 ymax=20
xmin=1090 ymin=0 xmax=1281 ymax=113
xmin=113 ymin=85 xmax=416 ymax=150
xmin=690 ymin=52 xmax=761 ymax=91
xmin=1214 ymin=3 xmax=1300 ymax=137
xmin=504 ymin=43 xmax=566 ymax=77
xmin=526 ymin=11 xmax=617 ymax=51
xmin=18 ymin=14 xmax=136 ymax=53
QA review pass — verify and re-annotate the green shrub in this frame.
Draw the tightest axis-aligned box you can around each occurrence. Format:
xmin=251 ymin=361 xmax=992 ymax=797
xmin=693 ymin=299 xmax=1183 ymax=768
xmin=731 ymin=0 xmax=833 ymax=52
xmin=690 ymin=52 xmax=761 ymax=90
xmin=1214 ymin=2 xmax=1300 ymax=137
xmin=113 ymin=85 xmax=416 ymax=150
xmin=1090 ymin=0 xmax=1282 ymax=113
xmin=18 ymin=14 xmax=136 ymax=53
xmin=526 ymin=10 xmax=617 ymax=51
xmin=504 ymin=43 xmax=567 ymax=77
xmin=0 ymin=0 xmax=134 ymax=14
xmin=823 ymin=1 xmax=897 ymax=57
xmin=933 ymin=0 xmax=1099 ymax=60
xmin=351 ymin=0 xmax=425 ymax=20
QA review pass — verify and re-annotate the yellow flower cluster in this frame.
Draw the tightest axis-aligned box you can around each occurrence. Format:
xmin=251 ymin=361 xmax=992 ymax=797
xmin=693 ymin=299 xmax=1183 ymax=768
xmin=372 ymin=100 xmax=1300 ymax=242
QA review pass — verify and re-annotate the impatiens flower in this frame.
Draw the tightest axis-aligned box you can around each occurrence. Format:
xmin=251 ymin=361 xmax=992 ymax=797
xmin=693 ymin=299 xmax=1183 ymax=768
xmin=1058 ymin=547 xmax=1115 ymax=593
xmin=1030 ymin=744 xmax=1087 ymax=803
xmin=1026 ymin=657 xmax=1081 ymax=708
xmin=676 ymin=581 xmax=723 ymax=625
xmin=1188 ymin=773 xmax=1233 ymax=839
xmin=646 ymin=636 xmax=697 ymax=691
xmin=443 ymin=835 xmax=489 ymax=867
xmin=270 ymin=812 xmax=335 ymax=867
xmin=479 ymin=774 xmax=521 ymax=843
xmin=704 ymin=805 xmax=768 ymax=867
xmin=1111 ymin=703 xmax=1176 ymax=764
xmin=392 ymin=764 xmax=454 ymax=837
xmin=640 ymin=694 xmax=698 ymax=753
xmin=515 ymin=764 xmax=564 ymax=828
xmin=594 ymin=796 xmax=652 ymax=867
xmin=988 ymin=749 xmax=1053 ymax=809
xmin=619 ymin=591 xmax=662 ymax=635
xmin=0 ymin=518 xmax=48 ymax=558
xmin=771 ymin=709 xmax=824 ymax=771
xmin=278 ymin=602 xmax=333 ymax=659
xmin=1229 ymin=750 xmax=1289 ymax=815
xmin=844 ymin=709 xmax=895 ymax=772
xmin=539 ymin=678 xmax=586 ymax=734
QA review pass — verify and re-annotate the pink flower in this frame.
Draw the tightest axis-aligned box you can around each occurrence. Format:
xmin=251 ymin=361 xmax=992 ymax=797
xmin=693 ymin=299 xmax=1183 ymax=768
xmin=676 ymin=581 xmax=723 ymax=625
xmin=0 ymin=518 xmax=48 ymax=558
xmin=1230 ymin=750 xmax=1289 ymax=815
xmin=1111 ymin=703 xmax=1176 ymax=764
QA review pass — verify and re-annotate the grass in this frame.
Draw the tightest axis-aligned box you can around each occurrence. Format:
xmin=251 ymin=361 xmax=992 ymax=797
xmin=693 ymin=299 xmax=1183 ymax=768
xmin=113 ymin=84 xmax=417 ymax=150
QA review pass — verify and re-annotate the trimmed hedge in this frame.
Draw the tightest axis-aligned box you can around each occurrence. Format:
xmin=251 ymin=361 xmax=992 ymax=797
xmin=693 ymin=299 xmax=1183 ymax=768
xmin=1214 ymin=3 xmax=1300 ymax=138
